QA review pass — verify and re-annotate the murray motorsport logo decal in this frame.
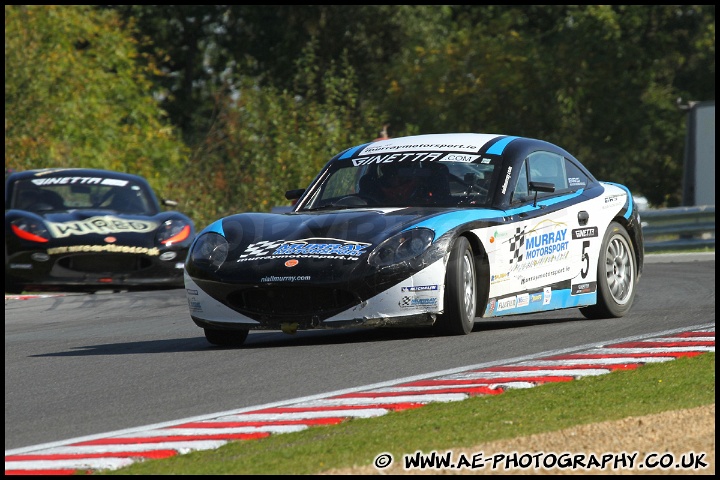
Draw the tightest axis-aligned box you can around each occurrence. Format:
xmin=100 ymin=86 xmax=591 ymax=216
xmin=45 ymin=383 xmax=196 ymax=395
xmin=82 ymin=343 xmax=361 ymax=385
xmin=237 ymin=238 xmax=371 ymax=262
xmin=507 ymin=219 xmax=570 ymax=271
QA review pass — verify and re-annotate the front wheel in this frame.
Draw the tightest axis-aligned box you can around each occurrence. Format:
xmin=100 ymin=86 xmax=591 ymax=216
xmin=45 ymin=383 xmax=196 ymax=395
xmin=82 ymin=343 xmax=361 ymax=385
xmin=204 ymin=328 xmax=249 ymax=347
xmin=434 ymin=236 xmax=476 ymax=335
xmin=580 ymin=222 xmax=637 ymax=319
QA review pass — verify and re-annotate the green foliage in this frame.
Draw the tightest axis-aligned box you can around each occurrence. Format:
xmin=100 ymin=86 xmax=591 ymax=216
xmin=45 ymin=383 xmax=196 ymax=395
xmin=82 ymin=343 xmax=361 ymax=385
xmin=379 ymin=6 xmax=714 ymax=207
xmin=168 ymin=42 xmax=390 ymax=228
xmin=5 ymin=5 xmax=714 ymax=227
xmin=4 ymin=5 xmax=188 ymax=197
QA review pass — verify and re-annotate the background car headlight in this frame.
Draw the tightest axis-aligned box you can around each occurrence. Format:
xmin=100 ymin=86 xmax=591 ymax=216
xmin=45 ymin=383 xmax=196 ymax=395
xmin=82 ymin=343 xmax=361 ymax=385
xmin=157 ymin=219 xmax=192 ymax=246
xmin=10 ymin=218 xmax=50 ymax=243
xmin=190 ymin=232 xmax=229 ymax=271
xmin=368 ymin=228 xmax=434 ymax=267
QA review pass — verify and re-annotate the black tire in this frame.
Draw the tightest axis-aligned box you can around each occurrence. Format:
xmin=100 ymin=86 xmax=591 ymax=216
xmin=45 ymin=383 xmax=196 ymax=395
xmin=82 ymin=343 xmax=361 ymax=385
xmin=204 ymin=328 xmax=249 ymax=347
xmin=5 ymin=278 xmax=24 ymax=295
xmin=580 ymin=221 xmax=637 ymax=319
xmin=435 ymin=236 xmax=476 ymax=335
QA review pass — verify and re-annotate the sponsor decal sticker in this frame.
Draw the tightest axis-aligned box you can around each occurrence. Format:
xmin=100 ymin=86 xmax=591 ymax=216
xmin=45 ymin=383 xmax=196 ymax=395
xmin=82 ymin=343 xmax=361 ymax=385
xmin=571 ymin=281 xmax=597 ymax=295
xmin=238 ymin=238 xmax=371 ymax=262
xmin=520 ymin=265 xmax=570 ymax=285
xmin=489 ymin=229 xmax=509 ymax=244
xmin=401 ymin=285 xmax=438 ymax=292
xmin=496 ymin=296 xmax=517 ymax=311
xmin=187 ymin=297 xmax=202 ymax=313
xmin=352 ymin=152 xmax=444 ymax=166
xmin=509 ymin=219 xmax=571 ymax=272
xmin=603 ymin=193 xmax=625 ymax=209
xmin=399 ymin=296 xmax=438 ymax=309
xmin=500 ymin=166 xmax=513 ymax=194
xmin=516 ymin=293 xmax=530 ymax=308
xmin=487 ymin=298 xmax=497 ymax=314
xmin=543 ymin=286 xmax=552 ymax=305
xmin=571 ymin=227 xmax=598 ymax=239
xmin=47 ymin=245 xmax=160 ymax=256
xmin=285 ymin=259 xmax=299 ymax=267
xmin=47 ymin=215 xmax=157 ymax=238
xmin=31 ymin=177 xmax=128 ymax=187
xmin=440 ymin=153 xmax=481 ymax=163
xmin=358 ymin=142 xmax=481 ymax=156
xmin=530 ymin=292 xmax=543 ymax=303
xmin=9 ymin=263 xmax=33 ymax=270
xmin=491 ymin=272 xmax=510 ymax=284
xmin=261 ymin=275 xmax=311 ymax=283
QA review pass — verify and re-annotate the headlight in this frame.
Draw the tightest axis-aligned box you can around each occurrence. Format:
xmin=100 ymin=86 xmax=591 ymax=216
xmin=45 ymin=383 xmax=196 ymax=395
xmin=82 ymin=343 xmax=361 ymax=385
xmin=368 ymin=228 xmax=434 ymax=267
xmin=157 ymin=220 xmax=192 ymax=246
xmin=189 ymin=232 xmax=229 ymax=271
xmin=11 ymin=218 xmax=50 ymax=243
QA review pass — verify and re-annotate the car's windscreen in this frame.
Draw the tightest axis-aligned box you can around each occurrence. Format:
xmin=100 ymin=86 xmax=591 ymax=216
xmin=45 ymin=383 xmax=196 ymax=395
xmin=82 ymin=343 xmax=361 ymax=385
xmin=10 ymin=178 xmax=158 ymax=215
xmin=301 ymin=160 xmax=497 ymax=210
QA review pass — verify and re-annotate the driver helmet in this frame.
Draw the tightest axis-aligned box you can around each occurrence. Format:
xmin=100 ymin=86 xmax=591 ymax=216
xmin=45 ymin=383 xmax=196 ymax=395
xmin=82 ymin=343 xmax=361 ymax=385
xmin=377 ymin=162 xmax=422 ymax=202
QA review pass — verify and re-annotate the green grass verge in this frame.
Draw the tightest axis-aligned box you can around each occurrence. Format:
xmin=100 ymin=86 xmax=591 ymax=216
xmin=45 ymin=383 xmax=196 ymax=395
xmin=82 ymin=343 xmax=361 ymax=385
xmin=101 ymin=352 xmax=715 ymax=475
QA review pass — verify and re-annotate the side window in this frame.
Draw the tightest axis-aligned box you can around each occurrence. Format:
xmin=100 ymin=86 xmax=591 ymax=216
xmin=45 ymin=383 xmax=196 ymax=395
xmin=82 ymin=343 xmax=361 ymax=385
xmin=321 ymin=166 xmax=361 ymax=199
xmin=510 ymin=160 xmax=529 ymax=204
xmin=528 ymin=152 xmax=568 ymax=195
xmin=565 ymin=159 xmax=590 ymax=191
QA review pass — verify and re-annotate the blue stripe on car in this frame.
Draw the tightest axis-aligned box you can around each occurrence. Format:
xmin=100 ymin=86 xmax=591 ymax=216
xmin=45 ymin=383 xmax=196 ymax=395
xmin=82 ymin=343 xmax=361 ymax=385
xmin=483 ymin=289 xmax=596 ymax=317
xmin=339 ymin=143 xmax=373 ymax=159
xmin=408 ymin=210 xmax=503 ymax=239
xmin=407 ymin=190 xmax=585 ymax=239
xmin=486 ymin=136 xmax=519 ymax=155
xmin=604 ymin=182 xmax=634 ymax=219
xmin=205 ymin=219 xmax=225 ymax=236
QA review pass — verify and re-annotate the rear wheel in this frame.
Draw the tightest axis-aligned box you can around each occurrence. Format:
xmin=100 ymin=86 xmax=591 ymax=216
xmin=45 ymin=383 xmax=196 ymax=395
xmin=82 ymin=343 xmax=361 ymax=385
xmin=204 ymin=328 xmax=249 ymax=347
xmin=580 ymin=222 xmax=637 ymax=319
xmin=435 ymin=236 xmax=476 ymax=335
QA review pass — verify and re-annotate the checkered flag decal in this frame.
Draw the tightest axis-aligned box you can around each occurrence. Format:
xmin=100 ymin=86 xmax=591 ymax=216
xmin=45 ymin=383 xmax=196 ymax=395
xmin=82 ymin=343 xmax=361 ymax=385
xmin=399 ymin=296 xmax=413 ymax=307
xmin=238 ymin=240 xmax=285 ymax=259
xmin=509 ymin=226 xmax=525 ymax=264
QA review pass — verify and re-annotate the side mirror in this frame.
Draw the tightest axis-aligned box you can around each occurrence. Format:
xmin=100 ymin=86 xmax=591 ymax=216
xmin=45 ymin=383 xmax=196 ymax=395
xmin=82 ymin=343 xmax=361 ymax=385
xmin=285 ymin=189 xmax=305 ymax=201
xmin=528 ymin=181 xmax=555 ymax=207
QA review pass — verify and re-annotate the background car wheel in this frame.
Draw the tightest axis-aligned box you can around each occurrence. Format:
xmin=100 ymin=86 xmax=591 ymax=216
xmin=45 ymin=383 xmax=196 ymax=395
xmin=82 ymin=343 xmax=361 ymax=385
xmin=435 ymin=236 xmax=476 ymax=335
xmin=204 ymin=328 xmax=249 ymax=347
xmin=5 ymin=278 xmax=24 ymax=295
xmin=580 ymin=221 xmax=637 ymax=319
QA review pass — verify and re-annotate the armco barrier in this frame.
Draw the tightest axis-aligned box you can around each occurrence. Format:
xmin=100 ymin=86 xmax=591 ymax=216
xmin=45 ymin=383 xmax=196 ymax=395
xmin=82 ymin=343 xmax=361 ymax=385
xmin=640 ymin=205 xmax=715 ymax=252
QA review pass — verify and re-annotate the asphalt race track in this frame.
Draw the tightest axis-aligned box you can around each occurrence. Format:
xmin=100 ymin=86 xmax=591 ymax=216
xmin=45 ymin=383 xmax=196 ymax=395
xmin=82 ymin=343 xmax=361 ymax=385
xmin=4 ymin=253 xmax=715 ymax=474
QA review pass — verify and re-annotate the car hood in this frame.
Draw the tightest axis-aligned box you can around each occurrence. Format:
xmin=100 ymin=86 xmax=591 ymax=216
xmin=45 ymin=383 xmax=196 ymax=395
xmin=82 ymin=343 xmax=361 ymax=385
xmin=218 ymin=207 xmax=449 ymax=249
xmin=192 ymin=206 xmax=505 ymax=285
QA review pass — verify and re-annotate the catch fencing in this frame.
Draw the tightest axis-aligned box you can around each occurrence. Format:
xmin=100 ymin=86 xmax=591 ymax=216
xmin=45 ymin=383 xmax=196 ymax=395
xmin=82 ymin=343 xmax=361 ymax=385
xmin=640 ymin=205 xmax=715 ymax=252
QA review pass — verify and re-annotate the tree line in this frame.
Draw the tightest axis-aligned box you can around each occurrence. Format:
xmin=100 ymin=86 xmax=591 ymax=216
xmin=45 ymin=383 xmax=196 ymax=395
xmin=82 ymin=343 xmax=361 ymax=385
xmin=5 ymin=5 xmax=715 ymax=228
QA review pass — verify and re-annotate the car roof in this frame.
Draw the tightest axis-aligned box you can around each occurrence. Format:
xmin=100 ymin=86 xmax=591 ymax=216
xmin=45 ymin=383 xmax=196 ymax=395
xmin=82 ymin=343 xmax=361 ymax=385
xmin=336 ymin=133 xmax=573 ymax=163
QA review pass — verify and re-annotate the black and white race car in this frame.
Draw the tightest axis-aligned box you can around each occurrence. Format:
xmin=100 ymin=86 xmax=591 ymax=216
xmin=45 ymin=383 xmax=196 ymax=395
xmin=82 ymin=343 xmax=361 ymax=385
xmin=184 ymin=133 xmax=644 ymax=346
xmin=5 ymin=168 xmax=195 ymax=293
